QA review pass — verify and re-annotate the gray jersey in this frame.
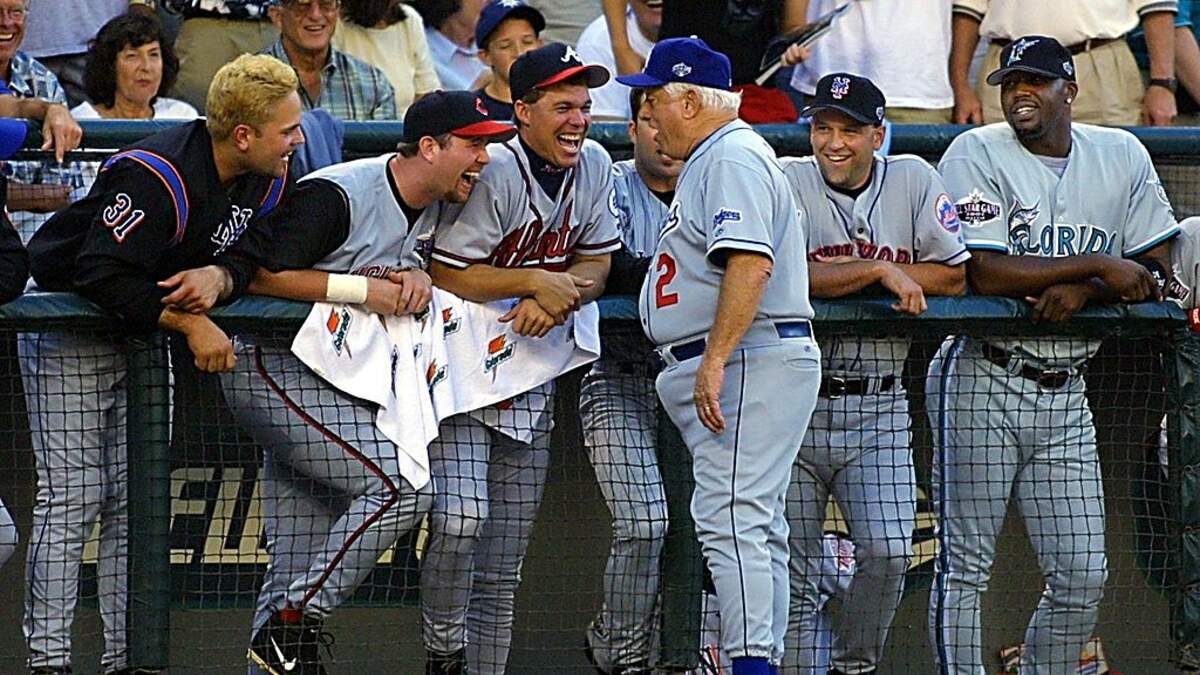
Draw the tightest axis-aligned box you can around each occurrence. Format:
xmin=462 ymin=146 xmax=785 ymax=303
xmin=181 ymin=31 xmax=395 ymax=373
xmin=639 ymin=120 xmax=813 ymax=346
xmin=1170 ymin=216 xmax=1200 ymax=310
xmin=303 ymin=154 xmax=436 ymax=274
xmin=781 ymin=154 xmax=970 ymax=377
xmin=431 ymin=138 xmax=622 ymax=270
xmin=939 ymin=122 xmax=1179 ymax=364
xmin=611 ymin=159 xmax=670 ymax=258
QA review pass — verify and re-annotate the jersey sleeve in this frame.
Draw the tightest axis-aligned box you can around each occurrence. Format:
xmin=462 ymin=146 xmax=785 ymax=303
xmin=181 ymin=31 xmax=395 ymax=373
xmin=1170 ymin=218 xmax=1200 ymax=308
xmin=430 ymin=178 xmax=507 ymax=269
xmin=703 ymin=159 xmax=779 ymax=265
xmin=1122 ymin=136 xmax=1180 ymax=256
xmin=0 ymin=212 xmax=28 ymax=304
xmin=912 ymin=163 xmax=971 ymax=265
xmin=73 ymin=162 xmax=188 ymax=332
xmin=938 ymin=138 xmax=1008 ymax=253
xmin=258 ymin=178 xmax=353 ymax=271
xmin=573 ymin=151 xmax=621 ymax=256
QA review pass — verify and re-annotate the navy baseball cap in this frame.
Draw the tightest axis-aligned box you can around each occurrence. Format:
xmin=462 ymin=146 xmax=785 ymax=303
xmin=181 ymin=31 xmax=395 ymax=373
xmin=475 ymin=0 xmax=545 ymax=49
xmin=801 ymin=72 xmax=886 ymax=125
xmin=986 ymin=35 xmax=1076 ymax=85
xmin=615 ymin=37 xmax=732 ymax=91
xmin=401 ymin=90 xmax=517 ymax=143
xmin=509 ymin=42 xmax=610 ymax=102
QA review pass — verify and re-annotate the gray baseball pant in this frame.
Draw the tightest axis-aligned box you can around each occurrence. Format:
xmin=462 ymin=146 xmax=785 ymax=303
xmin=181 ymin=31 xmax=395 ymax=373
xmin=18 ymin=331 xmax=129 ymax=673
xmin=783 ymin=391 xmax=916 ymax=675
xmin=926 ymin=337 xmax=1106 ymax=675
xmin=221 ymin=342 xmax=432 ymax=634
xmin=656 ymin=337 xmax=821 ymax=663
xmin=0 ymin=496 xmax=16 ymax=568
xmin=579 ymin=369 xmax=668 ymax=668
xmin=420 ymin=412 xmax=551 ymax=674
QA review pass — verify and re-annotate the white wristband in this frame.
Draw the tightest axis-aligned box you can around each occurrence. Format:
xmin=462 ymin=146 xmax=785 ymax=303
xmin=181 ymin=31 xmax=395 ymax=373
xmin=325 ymin=273 xmax=369 ymax=304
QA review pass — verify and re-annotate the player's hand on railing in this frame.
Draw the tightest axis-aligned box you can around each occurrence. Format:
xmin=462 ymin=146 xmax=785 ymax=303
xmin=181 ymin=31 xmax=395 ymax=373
xmin=182 ymin=315 xmax=237 ymax=372
xmin=1098 ymin=256 xmax=1159 ymax=302
xmin=42 ymin=103 xmax=82 ymax=163
xmin=952 ymin=86 xmax=984 ymax=124
xmin=159 ymin=265 xmax=232 ymax=313
xmin=532 ymin=270 xmax=592 ymax=323
xmin=878 ymin=263 xmax=928 ymax=315
xmin=1025 ymin=282 xmax=1092 ymax=322
xmin=499 ymin=298 xmax=557 ymax=338
xmin=386 ymin=268 xmax=433 ymax=315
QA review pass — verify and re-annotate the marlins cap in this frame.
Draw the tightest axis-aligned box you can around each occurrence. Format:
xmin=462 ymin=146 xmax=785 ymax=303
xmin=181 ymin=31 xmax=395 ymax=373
xmin=475 ymin=0 xmax=545 ymax=49
xmin=401 ymin=90 xmax=517 ymax=143
xmin=800 ymin=72 xmax=886 ymax=125
xmin=986 ymin=35 xmax=1076 ymax=85
xmin=509 ymin=42 xmax=609 ymax=102
xmin=615 ymin=37 xmax=732 ymax=91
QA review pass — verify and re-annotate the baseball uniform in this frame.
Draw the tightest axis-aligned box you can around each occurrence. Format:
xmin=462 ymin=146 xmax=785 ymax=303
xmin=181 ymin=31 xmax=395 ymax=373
xmin=219 ymin=154 xmax=435 ymax=649
xmin=779 ymin=154 xmax=969 ymax=675
xmin=641 ymin=118 xmax=821 ymax=664
xmin=581 ymin=159 xmax=671 ymax=671
xmin=929 ymin=122 xmax=1179 ymax=675
xmin=22 ymin=119 xmax=285 ymax=673
xmin=0 ymin=194 xmax=27 ymax=571
xmin=424 ymin=137 xmax=620 ymax=673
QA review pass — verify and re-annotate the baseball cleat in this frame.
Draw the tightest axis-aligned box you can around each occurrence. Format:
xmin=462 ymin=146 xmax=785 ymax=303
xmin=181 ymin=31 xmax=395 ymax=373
xmin=248 ymin=610 xmax=331 ymax=675
xmin=425 ymin=648 xmax=467 ymax=674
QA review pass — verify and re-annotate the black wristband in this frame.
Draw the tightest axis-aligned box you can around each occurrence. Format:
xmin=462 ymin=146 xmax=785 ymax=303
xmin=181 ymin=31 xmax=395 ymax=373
xmin=1148 ymin=78 xmax=1178 ymax=93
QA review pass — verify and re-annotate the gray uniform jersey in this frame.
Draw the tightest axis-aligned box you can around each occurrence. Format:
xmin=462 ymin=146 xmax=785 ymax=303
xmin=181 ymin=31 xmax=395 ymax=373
xmin=304 ymin=154 xmax=435 ymax=274
xmin=639 ymin=120 xmax=813 ymax=346
xmin=611 ymin=158 xmax=669 ymax=258
xmin=431 ymin=138 xmax=622 ymax=271
xmin=940 ymin=123 xmax=1179 ymax=365
xmin=1170 ymin=216 xmax=1200 ymax=310
xmin=781 ymin=155 xmax=970 ymax=377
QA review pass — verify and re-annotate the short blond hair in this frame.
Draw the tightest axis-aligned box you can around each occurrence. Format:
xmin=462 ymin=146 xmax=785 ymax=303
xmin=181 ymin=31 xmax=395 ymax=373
xmin=206 ymin=54 xmax=299 ymax=141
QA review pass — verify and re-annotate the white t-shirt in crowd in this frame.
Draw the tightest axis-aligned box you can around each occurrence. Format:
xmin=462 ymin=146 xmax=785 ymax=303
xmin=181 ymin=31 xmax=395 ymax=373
xmin=790 ymin=0 xmax=954 ymax=110
xmin=576 ymin=8 xmax=656 ymax=120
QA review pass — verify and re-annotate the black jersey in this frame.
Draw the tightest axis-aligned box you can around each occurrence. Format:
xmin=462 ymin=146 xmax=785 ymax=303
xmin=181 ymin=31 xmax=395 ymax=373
xmin=0 ymin=173 xmax=28 ymax=304
xmin=29 ymin=120 xmax=288 ymax=331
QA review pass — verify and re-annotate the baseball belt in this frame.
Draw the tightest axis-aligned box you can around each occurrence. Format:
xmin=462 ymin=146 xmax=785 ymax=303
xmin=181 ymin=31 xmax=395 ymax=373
xmin=818 ymin=374 xmax=897 ymax=399
xmin=991 ymin=36 xmax=1117 ymax=56
xmin=980 ymin=343 xmax=1078 ymax=389
xmin=666 ymin=320 xmax=813 ymax=363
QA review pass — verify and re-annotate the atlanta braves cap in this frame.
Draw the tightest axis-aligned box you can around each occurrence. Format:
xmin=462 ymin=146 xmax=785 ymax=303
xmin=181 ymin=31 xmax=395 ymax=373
xmin=800 ymin=72 xmax=886 ymax=125
xmin=615 ymin=37 xmax=733 ymax=91
xmin=986 ymin=35 xmax=1076 ymax=86
xmin=475 ymin=0 xmax=545 ymax=49
xmin=509 ymin=42 xmax=610 ymax=102
xmin=401 ymin=90 xmax=517 ymax=143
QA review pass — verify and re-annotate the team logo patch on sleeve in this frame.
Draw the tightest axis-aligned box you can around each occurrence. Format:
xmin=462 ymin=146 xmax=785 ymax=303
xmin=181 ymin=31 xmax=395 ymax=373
xmin=935 ymin=193 xmax=960 ymax=233
xmin=713 ymin=208 xmax=741 ymax=229
xmin=954 ymin=189 xmax=1001 ymax=227
xmin=1167 ymin=273 xmax=1192 ymax=304
xmin=101 ymin=193 xmax=146 ymax=243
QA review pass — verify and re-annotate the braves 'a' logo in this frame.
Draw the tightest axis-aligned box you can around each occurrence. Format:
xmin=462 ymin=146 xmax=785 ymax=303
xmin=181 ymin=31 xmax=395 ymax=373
xmin=561 ymin=45 xmax=581 ymax=64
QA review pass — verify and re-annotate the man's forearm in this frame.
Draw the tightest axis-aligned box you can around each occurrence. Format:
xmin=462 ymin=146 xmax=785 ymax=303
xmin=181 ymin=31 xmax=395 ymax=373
xmin=1177 ymin=26 xmax=1200 ymax=100
xmin=808 ymin=260 xmax=887 ymax=298
xmin=781 ymin=0 xmax=810 ymax=33
xmin=704 ymin=252 xmax=772 ymax=364
xmin=159 ymin=305 xmax=216 ymax=335
xmin=904 ymin=262 xmax=968 ymax=296
xmin=248 ymin=268 xmax=330 ymax=301
xmin=967 ymin=252 xmax=1107 ymax=297
xmin=567 ymin=254 xmax=611 ymax=303
xmin=429 ymin=261 xmax=544 ymax=302
xmin=602 ymin=0 xmax=632 ymax=50
xmin=1143 ymin=11 xmax=1178 ymax=80
xmin=949 ymin=13 xmax=982 ymax=91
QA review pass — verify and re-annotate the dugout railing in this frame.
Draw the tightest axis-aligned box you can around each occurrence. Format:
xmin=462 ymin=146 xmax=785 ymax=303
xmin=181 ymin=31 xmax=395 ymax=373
xmin=0 ymin=122 xmax=1195 ymax=674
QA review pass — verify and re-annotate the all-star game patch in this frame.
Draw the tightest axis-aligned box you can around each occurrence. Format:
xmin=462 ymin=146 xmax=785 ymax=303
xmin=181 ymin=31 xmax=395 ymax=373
xmin=955 ymin=189 xmax=1002 ymax=226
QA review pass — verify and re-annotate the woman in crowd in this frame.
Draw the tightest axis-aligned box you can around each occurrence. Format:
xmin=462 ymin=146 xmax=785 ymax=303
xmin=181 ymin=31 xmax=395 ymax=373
xmin=334 ymin=0 xmax=440 ymax=116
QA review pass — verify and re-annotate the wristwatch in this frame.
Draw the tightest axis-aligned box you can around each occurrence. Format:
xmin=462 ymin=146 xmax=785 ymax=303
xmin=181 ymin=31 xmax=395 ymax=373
xmin=1148 ymin=77 xmax=1179 ymax=93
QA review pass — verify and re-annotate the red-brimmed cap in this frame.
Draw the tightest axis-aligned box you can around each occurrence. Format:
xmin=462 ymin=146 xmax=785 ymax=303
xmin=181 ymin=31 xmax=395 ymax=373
xmin=402 ymin=90 xmax=517 ymax=143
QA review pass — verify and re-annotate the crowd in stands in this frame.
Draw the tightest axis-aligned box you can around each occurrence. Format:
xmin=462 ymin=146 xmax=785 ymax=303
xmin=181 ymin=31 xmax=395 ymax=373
xmin=0 ymin=0 xmax=1196 ymax=236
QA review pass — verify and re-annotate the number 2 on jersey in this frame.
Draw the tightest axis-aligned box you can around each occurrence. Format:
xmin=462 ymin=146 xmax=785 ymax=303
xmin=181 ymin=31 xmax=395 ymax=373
xmin=655 ymin=253 xmax=679 ymax=308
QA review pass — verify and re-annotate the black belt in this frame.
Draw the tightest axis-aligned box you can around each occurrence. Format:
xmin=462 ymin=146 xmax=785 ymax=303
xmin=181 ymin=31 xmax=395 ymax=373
xmin=668 ymin=321 xmax=812 ymax=362
xmin=991 ymin=37 xmax=1117 ymax=56
xmin=980 ymin=344 xmax=1076 ymax=390
xmin=818 ymin=374 xmax=897 ymax=399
